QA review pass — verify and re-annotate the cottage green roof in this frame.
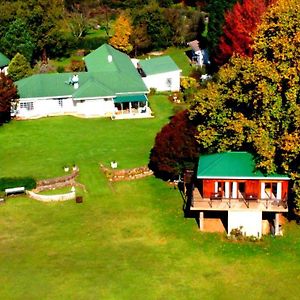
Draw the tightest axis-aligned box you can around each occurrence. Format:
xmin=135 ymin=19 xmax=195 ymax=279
xmin=197 ymin=152 xmax=289 ymax=180
xmin=0 ymin=52 xmax=10 ymax=68
xmin=139 ymin=56 xmax=181 ymax=76
xmin=16 ymin=44 xmax=148 ymax=99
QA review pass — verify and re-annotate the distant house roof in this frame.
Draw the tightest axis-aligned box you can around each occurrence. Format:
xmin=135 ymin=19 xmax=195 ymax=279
xmin=197 ymin=152 xmax=289 ymax=180
xmin=138 ymin=56 xmax=181 ymax=76
xmin=0 ymin=52 xmax=10 ymax=68
xmin=16 ymin=44 xmax=148 ymax=100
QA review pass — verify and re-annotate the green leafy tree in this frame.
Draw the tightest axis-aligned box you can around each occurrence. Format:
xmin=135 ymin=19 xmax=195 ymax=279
xmin=0 ymin=73 xmax=18 ymax=124
xmin=0 ymin=18 xmax=35 ymax=62
xmin=132 ymin=2 xmax=172 ymax=50
xmin=189 ymin=0 xmax=300 ymax=210
xmin=8 ymin=53 xmax=32 ymax=82
xmin=130 ymin=23 xmax=151 ymax=56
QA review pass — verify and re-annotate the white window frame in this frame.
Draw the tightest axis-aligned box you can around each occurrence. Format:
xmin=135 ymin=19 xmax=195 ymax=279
xmin=20 ymin=102 xmax=34 ymax=110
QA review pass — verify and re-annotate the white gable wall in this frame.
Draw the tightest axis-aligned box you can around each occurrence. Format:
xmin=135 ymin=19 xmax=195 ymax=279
xmin=228 ymin=211 xmax=262 ymax=238
xmin=142 ymin=70 xmax=181 ymax=92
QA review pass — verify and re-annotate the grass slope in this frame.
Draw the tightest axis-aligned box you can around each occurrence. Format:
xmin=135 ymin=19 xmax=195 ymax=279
xmin=0 ymin=95 xmax=300 ymax=299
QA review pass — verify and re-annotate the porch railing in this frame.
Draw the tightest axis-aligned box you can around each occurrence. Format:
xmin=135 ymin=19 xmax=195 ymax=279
xmin=191 ymin=188 xmax=288 ymax=210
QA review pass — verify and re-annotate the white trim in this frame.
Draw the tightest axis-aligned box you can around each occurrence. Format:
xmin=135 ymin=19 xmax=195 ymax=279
xmin=73 ymin=96 xmax=115 ymax=101
xmin=19 ymin=96 xmax=72 ymax=101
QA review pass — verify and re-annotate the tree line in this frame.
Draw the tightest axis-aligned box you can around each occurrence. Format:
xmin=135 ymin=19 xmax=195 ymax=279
xmin=150 ymin=0 xmax=300 ymax=212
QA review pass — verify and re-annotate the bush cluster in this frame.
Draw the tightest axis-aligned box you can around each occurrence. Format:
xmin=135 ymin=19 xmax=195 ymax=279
xmin=0 ymin=177 xmax=36 ymax=191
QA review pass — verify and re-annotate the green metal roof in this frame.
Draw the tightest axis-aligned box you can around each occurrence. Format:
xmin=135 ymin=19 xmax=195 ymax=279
xmin=16 ymin=44 xmax=148 ymax=100
xmin=197 ymin=152 xmax=289 ymax=180
xmin=0 ymin=52 xmax=10 ymax=68
xmin=114 ymin=94 xmax=147 ymax=103
xmin=139 ymin=56 xmax=181 ymax=76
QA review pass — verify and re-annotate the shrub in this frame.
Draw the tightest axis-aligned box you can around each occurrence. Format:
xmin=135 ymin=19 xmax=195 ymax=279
xmin=149 ymin=88 xmax=157 ymax=96
xmin=77 ymin=36 xmax=108 ymax=51
xmin=70 ymin=60 xmax=85 ymax=72
xmin=57 ymin=66 xmax=65 ymax=73
xmin=0 ymin=177 xmax=36 ymax=191
xmin=149 ymin=110 xmax=199 ymax=181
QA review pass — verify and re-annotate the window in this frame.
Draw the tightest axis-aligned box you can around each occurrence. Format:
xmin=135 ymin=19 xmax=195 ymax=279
xmin=58 ymin=99 xmax=63 ymax=107
xmin=264 ymin=182 xmax=278 ymax=199
xmin=20 ymin=102 xmax=34 ymax=110
xmin=166 ymin=78 xmax=172 ymax=87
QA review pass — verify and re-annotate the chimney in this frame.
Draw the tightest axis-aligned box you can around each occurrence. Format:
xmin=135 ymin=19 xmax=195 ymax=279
xmin=108 ymin=55 xmax=112 ymax=63
xmin=72 ymin=74 xmax=79 ymax=89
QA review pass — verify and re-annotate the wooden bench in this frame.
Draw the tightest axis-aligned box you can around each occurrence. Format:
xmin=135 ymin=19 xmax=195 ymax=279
xmin=5 ymin=187 xmax=25 ymax=196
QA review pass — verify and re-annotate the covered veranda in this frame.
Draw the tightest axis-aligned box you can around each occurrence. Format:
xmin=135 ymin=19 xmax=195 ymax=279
xmin=112 ymin=94 xmax=152 ymax=119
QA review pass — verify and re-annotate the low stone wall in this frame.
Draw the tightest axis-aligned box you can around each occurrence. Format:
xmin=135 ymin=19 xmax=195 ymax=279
xmin=34 ymin=170 xmax=80 ymax=192
xmin=37 ymin=170 xmax=78 ymax=187
xmin=27 ymin=190 xmax=76 ymax=202
xmin=100 ymin=164 xmax=153 ymax=182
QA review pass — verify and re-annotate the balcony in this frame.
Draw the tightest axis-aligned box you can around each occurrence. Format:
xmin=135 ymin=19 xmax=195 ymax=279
xmin=190 ymin=188 xmax=288 ymax=212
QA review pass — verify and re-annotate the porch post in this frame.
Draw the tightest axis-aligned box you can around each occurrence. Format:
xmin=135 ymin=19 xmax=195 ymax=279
xmin=225 ymin=182 xmax=230 ymax=198
xmin=232 ymin=182 xmax=237 ymax=198
xmin=121 ymin=103 xmax=124 ymax=114
xmin=199 ymin=211 xmax=204 ymax=231
xmin=277 ymin=182 xmax=282 ymax=200
xmin=129 ymin=102 xmax=132 ymax=114
xmin=260 ymin=182 xmax=265 ymax=199
xmin=214 ymin=182 xmax=218 ymax=193
xmin=274 ymin=213 xmax=280 ymax=235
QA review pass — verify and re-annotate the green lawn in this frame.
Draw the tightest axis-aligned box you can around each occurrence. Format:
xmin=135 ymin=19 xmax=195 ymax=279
xmin=164 ymin=47 xmax=192 ymax=76
xmin=0 ymin=95 xmax=300 ymax=299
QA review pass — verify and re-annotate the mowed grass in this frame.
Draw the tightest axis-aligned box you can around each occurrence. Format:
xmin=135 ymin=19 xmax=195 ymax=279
xmin=0 ymin=95 xmax=300 ymax=299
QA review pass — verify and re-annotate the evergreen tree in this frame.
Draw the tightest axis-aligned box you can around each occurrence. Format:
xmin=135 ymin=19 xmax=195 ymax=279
xmin=0 ymin=18 xmax=35 ymax=62
xmin=8 ymin=53 xmax=32 ymax=82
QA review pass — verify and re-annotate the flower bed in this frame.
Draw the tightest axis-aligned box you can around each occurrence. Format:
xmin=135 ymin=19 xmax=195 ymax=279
xmin=100 ymin=164 xmax=153 ymax=182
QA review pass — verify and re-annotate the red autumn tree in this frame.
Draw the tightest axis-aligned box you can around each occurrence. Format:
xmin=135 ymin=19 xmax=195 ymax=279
xmin=214 ymin=0 xmax=274 ymax=66
xmin=149 ymin=110 xmax=199 ymax=181
xmin=0 ymin=73 xmax=18 ymax=124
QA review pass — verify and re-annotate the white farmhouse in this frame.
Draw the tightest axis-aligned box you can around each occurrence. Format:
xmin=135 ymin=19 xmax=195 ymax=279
xmin=15 ymin=44 xmax=151 ymax=120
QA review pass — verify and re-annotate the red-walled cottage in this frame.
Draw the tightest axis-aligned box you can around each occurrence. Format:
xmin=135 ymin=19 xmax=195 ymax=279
xmin=188 ymin=152 xmax=289 ymax=237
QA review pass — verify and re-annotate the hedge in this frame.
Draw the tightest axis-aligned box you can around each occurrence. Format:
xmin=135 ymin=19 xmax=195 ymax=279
xmin=0 ymin=177 xmax=36 ymax=191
